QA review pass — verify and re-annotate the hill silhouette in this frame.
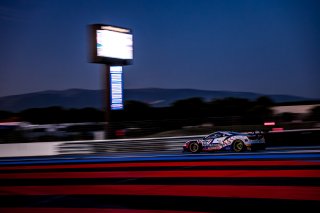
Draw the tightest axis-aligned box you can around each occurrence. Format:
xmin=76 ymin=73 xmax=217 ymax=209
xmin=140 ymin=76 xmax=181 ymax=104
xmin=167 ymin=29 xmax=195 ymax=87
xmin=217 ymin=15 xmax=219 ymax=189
xmin=0 ymin=88 xmax=312 ymax=112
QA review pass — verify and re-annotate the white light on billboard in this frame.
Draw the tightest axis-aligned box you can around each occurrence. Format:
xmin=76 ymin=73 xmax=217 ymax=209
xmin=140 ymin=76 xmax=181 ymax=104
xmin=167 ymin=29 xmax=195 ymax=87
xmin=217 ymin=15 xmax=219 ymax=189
xmin=97 ymin=30 xmax=133 ymax=60
xmin=89 ymin=24 xmax=133 ymax=65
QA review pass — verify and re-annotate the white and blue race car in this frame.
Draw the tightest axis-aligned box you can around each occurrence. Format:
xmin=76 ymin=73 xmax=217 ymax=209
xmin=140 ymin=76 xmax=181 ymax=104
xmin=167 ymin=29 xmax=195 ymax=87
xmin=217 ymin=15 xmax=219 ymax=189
xmin=183 ymin=131 xmax=266 ymax=153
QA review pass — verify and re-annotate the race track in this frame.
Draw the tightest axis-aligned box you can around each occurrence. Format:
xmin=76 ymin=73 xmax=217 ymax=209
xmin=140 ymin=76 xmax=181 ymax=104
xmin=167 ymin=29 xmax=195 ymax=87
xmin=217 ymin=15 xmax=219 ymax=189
xmin=0 ymin=146 xmax=320 ymax=213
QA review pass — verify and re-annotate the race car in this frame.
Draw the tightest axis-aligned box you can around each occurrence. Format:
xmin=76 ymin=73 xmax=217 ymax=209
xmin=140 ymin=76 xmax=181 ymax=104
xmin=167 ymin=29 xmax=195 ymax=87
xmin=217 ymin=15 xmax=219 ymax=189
xmin=183 ymin=131 xmax=266 ymax=153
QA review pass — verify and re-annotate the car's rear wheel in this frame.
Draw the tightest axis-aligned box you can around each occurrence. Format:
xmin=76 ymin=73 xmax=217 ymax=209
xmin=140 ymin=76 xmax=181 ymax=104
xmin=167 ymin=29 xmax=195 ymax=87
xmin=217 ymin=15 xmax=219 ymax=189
xmin=188 ymin=141 xmax=201 ymax=153
xmin=232 ymin=140 xmax=245 ymax=152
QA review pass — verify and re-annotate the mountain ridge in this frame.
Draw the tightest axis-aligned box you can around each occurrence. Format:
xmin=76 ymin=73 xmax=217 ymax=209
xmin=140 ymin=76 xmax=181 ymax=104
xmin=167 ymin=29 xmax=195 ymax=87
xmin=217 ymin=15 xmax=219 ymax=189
xmin=0 ymin=88 xmax=314 ymax=112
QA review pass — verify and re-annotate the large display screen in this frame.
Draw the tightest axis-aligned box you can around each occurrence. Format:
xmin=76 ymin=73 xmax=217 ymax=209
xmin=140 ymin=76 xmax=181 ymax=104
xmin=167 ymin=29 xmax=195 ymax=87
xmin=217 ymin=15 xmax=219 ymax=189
xmin=89 ymin=24 xmax=133 ymax=65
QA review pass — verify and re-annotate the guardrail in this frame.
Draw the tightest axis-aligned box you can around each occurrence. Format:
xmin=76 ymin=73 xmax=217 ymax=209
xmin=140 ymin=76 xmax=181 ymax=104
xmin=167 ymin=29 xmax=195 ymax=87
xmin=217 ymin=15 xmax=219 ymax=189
xmin=0 ymin=129 xmax=319 ymax=158
xmin=57 ymin=135 xmax=203 ymax=155
xmin=0 ymin=135 xmax=203 ymax=157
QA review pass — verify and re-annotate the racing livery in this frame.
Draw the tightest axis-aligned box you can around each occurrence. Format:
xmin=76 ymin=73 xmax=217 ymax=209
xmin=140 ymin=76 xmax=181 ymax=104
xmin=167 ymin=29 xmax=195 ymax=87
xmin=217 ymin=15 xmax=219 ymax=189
xmin=183 ymin=131 xmax=266 ymax=153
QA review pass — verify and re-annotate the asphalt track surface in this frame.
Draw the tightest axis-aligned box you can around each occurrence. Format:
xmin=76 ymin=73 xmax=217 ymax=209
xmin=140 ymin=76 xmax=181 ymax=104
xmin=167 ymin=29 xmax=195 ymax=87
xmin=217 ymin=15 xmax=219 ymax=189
xmin=0 ymin=146 xmax=320 ymax=213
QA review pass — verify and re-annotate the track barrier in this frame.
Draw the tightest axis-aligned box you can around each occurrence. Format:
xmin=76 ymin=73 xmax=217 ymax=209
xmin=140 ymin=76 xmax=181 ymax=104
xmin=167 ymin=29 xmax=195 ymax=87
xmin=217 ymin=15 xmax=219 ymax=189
xmin=0 ymin=129 xmax=319 ymax=157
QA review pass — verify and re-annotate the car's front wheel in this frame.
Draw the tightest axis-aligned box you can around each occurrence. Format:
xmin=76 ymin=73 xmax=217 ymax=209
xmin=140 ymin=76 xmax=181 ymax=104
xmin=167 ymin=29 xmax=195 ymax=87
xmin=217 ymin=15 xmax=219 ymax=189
xmin=188 ymin=141 xmax=201 ymax=153
xmin=232 ymin=140 xmax=245 ymax=152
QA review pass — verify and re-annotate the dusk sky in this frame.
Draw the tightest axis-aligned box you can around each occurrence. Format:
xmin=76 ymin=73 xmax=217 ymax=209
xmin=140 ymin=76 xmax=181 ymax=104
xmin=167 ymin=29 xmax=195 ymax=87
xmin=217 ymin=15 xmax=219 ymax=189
xmin=1 ymin=0 xmax=319 ymax=99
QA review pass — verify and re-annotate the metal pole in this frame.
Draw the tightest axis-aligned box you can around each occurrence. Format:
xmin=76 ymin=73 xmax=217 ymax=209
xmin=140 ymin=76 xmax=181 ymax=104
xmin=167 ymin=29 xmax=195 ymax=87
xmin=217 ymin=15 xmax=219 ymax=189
xmin=104 ymin=64 xmax=112 ymax=139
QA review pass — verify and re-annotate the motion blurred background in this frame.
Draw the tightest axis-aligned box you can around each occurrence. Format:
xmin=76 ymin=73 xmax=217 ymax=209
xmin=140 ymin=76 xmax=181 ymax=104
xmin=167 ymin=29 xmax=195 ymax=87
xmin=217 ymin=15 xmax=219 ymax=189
xmin=0 ymin=0 xmax=319 ymax=142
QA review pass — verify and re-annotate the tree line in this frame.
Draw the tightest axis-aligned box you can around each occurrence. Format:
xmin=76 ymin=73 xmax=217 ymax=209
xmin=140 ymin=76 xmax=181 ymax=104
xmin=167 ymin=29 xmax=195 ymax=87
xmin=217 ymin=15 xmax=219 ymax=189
xmin=1 ymin=96 xmax=319 ymax=126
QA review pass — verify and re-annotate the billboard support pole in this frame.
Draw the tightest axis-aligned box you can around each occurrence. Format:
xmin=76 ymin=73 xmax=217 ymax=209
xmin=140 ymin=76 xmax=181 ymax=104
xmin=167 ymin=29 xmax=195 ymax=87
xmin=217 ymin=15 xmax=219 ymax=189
xmin=104 ymin=64 xmax=112 ymax=139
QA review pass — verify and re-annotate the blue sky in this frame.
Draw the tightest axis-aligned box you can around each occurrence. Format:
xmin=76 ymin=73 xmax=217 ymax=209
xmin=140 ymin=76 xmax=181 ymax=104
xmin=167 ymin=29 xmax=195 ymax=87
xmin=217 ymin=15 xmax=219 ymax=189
xmin=0 ymin=0 xmax=319 ymax=98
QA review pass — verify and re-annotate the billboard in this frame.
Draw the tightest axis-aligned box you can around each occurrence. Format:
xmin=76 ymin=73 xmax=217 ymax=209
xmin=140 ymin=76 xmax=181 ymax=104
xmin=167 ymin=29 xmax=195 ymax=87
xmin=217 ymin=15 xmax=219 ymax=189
xmin=89 ymin=24 xmax=133 ymax=65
